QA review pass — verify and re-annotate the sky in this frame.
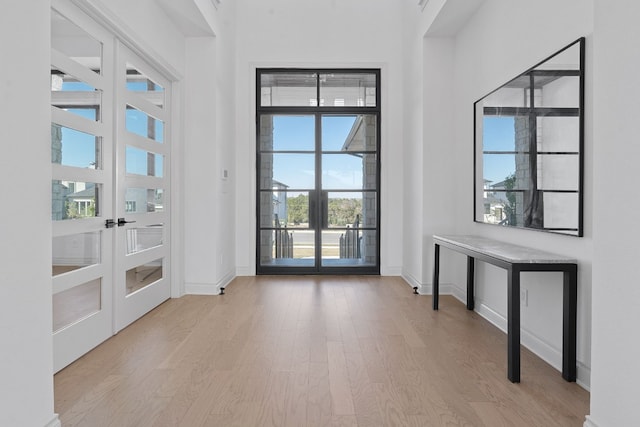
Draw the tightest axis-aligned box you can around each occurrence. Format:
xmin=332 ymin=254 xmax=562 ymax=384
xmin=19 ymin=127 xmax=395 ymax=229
xmin=270 ymin=115 xmax=368 ymax=192
xmin=482 ymin=116 xmax=516 ymax=184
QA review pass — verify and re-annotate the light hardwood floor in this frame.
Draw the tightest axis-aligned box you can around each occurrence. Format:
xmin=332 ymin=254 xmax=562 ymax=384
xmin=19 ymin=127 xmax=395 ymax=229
xmin=54 ymin=276 xmax=589 ymax=426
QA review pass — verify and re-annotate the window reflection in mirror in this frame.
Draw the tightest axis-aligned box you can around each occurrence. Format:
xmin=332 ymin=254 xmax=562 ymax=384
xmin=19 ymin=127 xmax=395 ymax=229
xmin=474 ymin=38 xmax=584 ymax=236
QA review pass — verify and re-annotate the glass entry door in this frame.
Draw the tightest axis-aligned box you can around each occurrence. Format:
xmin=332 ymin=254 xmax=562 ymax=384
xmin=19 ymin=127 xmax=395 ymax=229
xmin=256 ymin=70 xmax=380 ymax=274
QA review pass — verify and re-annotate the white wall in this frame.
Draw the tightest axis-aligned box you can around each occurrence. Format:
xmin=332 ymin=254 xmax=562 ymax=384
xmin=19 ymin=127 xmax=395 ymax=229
xmin=0 ymin=3 xmax=58 ymax=426
xmin=589 ymin=0 xmax=640 ymax=425
xmin=90 ymin=0 xmax=186 ymax=76
xmin=183 ymin=0 xmax=237 ymax=293
xmin=234 ymin=0 xmax=405 ymax=275
xmin=409 ymin=0 xmax=595 ymax=387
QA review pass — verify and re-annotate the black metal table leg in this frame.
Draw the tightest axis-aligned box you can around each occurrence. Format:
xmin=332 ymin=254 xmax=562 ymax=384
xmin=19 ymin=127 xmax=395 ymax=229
xmin=507 ymin=266 xmax=521 ymax=383
xmin=467 ymin=256 xmax=475 ymax=310
xmin=433 ymin=243 xmax=440 ymax=310
xmin=563 ymin=265 xmax=578 ymax=382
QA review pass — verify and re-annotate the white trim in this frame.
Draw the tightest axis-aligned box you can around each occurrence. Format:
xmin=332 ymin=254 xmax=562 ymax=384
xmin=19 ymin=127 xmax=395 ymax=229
xmin=51 ymin=48 xmax=105 ymax=91
xmin=52 ymin=106 xmax=105 ymax=137
xmin=69 ymin=0 xmax=182 ymax=81
xmin=185 ymin=272 xmax=235 ymax=295
xmin=401 ymin=271 xmax=421 ymax=291
xmin=44 ymin=414 xmax=61 ymax=427
xmin=583 ymin=416 xmax=600 ymax=427
xmin=170 ymin=80 xmax=184 ymax=298
xmin=236 ymin=266 xmax=254 ymax=276
xmin=381 ymin=266 xmax=403 ymax=276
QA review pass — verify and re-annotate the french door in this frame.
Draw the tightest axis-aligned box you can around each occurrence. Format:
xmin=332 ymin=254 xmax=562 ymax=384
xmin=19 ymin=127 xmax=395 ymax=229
xmin=51 ymin=2 xmax=171 ymax=371
xmin=256 ymin=69 xmax=380 ymax=274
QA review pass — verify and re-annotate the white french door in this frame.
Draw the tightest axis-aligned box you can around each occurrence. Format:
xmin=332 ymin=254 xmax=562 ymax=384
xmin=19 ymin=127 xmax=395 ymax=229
xmin=51 ymin=1 xmax=171 ymax=372
xmin=113 ymin=44 xmax=171 ymax=332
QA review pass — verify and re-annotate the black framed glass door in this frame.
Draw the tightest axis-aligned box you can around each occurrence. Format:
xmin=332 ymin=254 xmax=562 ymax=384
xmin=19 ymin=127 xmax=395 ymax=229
xmin=256 ymin=69 xmax=380 ymax=274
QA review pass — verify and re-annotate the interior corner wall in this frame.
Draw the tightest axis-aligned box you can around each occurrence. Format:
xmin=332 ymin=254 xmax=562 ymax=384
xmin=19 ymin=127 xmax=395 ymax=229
xmin=439 ymin=0 xmax=594 ymax=387
xmin=590 ymin=0 xmax=640 ymax=425
xmin=184 ymin=26 xmax=237 ymax=293
xmin=0 ymin=2 xmax=57 ymax=426
xmin=183 ymin=37 xmax=222 ymax=294
xmin=234 ymin=0 xmax=405 ymax=276
xmin=420 ymin=37 xmax=458 ymax=289
xmin=400 ymin=6 xmax=425 ymax=288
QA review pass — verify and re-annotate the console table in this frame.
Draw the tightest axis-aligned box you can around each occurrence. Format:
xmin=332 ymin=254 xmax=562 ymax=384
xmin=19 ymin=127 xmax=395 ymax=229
xmin=431 ymin=234 xmax=577 ymax=383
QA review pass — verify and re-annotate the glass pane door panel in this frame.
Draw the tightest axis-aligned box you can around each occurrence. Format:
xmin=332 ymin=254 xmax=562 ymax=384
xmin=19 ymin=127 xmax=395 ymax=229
xmin=260 ymin=191 xmax=310 ymax=229
xmin=260 ymin=73 xmax=317 ymax=107
xmin=126 ymin=225 xmax=163 ymax=255
xmin=322 ymin=154 xmax=378 ymax=190
xmin=51 ymin=124 xmax=101 ymax=169
xmin=126 ymin=146 xmax=163 ymax=177
xmin=126 ymin=63 xmax=165 ymax=109
xmin=260 ymin=115 xmax=315 ymax=151
xmin=51 ymin=9 xmax=102 ymax=74
xmin=126 ymin=105 xmax=164 ymax=142
xmin=319 ymin=73 xmax=377 ymax=107
xmin=53 ymin=278 xmax=102 ymax=332
xmin=326 ymin=192 xmax=377 ymax=228
xmin=126 ymin=259 xmax=163 ymax=295
xmin=260 ymin=153 xmax=315 ymax=190
xmin=124 ymin=188 xmax=163 ymax=213
xmin=322 ymin=229 xmax=377 ymax=267
xmin=52 ymin=181 xmax=101 ymax=220
xmin=259 ymin=230 xmax=315 ymax=267
xmin=53 ymin=231 xmax=101 ymax=275
xmin=51 ymin=68 xmax=101 ymax=120
xmin=321 ymin=115 xmax=377 ymax=151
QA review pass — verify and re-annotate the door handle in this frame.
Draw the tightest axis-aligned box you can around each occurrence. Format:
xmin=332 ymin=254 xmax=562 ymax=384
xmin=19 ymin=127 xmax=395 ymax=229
xmin=117 ymin=218 xmax=136 ymax=227
xmin=321 ymin=191 xmax=328 ymax=229
xmin=105 ymin=219 xmax=115 ymax=228
xmin=308 ymin=191 xmax=316 ymax=228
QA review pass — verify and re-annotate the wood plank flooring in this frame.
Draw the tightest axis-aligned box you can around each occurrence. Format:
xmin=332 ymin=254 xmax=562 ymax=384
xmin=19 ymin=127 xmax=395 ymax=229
xmin=54 ymin=276 xmax=589 ymax=426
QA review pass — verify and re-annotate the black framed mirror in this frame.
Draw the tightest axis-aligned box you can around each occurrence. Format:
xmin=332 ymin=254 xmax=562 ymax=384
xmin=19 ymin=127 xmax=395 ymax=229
xmin=474 ymin=38 xmax=585 ymax=236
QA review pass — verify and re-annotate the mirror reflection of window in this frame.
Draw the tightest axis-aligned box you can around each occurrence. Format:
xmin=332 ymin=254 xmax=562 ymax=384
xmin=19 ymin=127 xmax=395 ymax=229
xmin=474 ymin=38 xmax=584 ymax=236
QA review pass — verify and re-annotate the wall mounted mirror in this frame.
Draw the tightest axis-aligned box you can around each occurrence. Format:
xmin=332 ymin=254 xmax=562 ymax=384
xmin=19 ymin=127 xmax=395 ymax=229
xmin=474 ymin=38 xmax=585 ymax=236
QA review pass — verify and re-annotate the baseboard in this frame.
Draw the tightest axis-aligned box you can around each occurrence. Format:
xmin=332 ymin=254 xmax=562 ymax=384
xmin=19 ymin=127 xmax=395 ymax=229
xmin=450 ymin=289 xmax=591 ymax=390
xmin=235 ymin=266 xmax=254 ymax=276
xmin=381 ymin=265 xmax=402 ymax=276
xmin=185 ymin=272 xmax=235 ymax=295
xmin=401 ymin=272 xmax=423 ymax=293
xmin=583 ymin=415 xmax=600 ymax=427
xmin=44 ymin=414 xmax=61 ymax=427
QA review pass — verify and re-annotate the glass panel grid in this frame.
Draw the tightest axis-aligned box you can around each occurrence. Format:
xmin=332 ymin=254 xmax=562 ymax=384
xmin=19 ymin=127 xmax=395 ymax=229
xmin=319 ymin=73 xmax=377 ymax=107
xmin=124 ymin=188 xmax=164 ymax=213
xmin=126 ymin=259 xmax=163 ymax=295
xmin=126 ymin=145 xmax=163 ymax=177
xmin=53 ymin=278 xmax=101 ymax=332
xmin=52 ymin=181 xmax=101 ymax=220
xmin=51 ymin=124 xmax=101 ymax=169
xmin=53 ymin=231 xmax=101 ymax=275
xmin=126 ymin=63 xmax=165 ymax=109
xmin=51 ymin=9 xmax=102 ymax=74
xmin=126 ymin=105 xmax=164 ymax=143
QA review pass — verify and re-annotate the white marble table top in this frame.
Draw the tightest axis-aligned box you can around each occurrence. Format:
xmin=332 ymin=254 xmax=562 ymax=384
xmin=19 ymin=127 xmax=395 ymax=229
xmin=433 ymin=235 xmax=577 ymax=264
